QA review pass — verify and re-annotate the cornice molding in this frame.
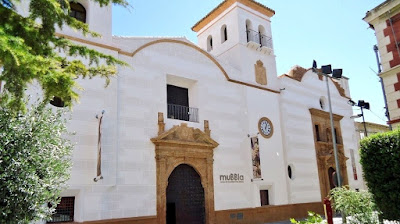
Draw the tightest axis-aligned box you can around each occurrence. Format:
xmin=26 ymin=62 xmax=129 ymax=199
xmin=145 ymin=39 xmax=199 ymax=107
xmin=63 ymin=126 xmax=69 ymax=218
xmin=379 ymin=64 xmax=400 ymax=78
xmin=309 ymin=108 xmax=343 ymax=121
xmin=56 ymin=34 xmax=281 ymax=94
xmin=151 ymin=123 xmax=219 ymax=149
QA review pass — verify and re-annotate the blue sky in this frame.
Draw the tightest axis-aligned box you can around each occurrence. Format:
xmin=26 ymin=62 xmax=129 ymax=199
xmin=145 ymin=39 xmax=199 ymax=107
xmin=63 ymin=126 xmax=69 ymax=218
xmin=112 ymin=0 xmax=386 ymax=125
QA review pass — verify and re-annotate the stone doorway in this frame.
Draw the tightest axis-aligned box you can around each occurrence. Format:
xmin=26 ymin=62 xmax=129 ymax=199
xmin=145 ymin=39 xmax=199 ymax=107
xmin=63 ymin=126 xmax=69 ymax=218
xmin=309 ymin=109 xmax=349 ymax=200
xmin=151 ymin=113 xmax=218 ymax=224
xmin=166 ymin=164 xmax=205 ymax=224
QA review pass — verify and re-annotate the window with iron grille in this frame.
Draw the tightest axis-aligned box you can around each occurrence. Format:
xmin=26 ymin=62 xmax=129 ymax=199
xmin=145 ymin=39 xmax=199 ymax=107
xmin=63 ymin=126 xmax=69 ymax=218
xmin=167 ymin=84 xmax=199 ymax=122
xmin=47 ymin=197 xmax=75 ymax=223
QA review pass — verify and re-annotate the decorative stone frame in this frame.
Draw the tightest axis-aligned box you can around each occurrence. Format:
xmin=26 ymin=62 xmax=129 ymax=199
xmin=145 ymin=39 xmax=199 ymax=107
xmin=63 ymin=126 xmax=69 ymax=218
xmin=151 ymin=113 xmax=219 ymax=224
xmin=309 ymin=108 xmax=349 ymax=200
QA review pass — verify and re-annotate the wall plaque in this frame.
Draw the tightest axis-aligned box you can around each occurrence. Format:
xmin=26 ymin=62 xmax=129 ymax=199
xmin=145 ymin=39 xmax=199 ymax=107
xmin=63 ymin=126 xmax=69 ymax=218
xmin=255 ymin=60 xmax=267 ymax=85
xmin=219 ymin=173 xmax=244 ymax=183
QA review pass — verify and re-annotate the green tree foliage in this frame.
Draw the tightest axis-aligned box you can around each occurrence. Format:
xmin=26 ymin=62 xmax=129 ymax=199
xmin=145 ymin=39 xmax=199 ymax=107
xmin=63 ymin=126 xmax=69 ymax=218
xmin=0 ymin=102 xmax=73 ymax=223
xmin=330 ymin=186 xmax=379 ymax=224
xmin=290 ymin=211 xmax=325 ymax=224
xmin=360 ymin=130 xmax=400 ymax=221
xmin=0 ymin=0 xmax=128 ymax=112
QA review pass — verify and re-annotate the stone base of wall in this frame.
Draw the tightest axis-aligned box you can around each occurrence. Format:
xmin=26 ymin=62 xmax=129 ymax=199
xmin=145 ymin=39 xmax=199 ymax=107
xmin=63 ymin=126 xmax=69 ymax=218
xmin=215 ymin=202 xmax=324 ymax=224
xmin=82 ymin=216 xmax=157 ymax=224
xmin=66 ymin=202 xmax=323 ymax=224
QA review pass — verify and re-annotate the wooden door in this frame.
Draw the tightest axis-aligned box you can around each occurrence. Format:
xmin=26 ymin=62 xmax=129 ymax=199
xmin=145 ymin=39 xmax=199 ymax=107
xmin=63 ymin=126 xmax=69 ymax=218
xmin=166 ymin=164 xmax=205 ymax=224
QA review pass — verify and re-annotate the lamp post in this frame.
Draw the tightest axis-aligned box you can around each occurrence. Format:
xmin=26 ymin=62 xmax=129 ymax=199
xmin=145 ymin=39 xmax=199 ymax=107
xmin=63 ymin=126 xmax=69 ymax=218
xmin=349 ymin=100 xmax=370 ymax=138
xmin=373 ymin=45 xmax=392 ymax=130
xmin=312 ymin=60 xmax=343 ymax=188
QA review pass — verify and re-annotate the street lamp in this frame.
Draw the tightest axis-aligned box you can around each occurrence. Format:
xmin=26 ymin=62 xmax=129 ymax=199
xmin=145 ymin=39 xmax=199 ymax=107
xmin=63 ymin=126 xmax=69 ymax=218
xmin=312 ymin=60 xmax=343 ymax=188
xmin=348 ymin=99 xmax=370 ymax=137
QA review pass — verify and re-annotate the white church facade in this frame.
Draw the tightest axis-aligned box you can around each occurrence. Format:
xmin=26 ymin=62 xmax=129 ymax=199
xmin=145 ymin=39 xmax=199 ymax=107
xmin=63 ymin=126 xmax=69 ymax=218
xmin=30 ymin=0 xmax=365 ymax=223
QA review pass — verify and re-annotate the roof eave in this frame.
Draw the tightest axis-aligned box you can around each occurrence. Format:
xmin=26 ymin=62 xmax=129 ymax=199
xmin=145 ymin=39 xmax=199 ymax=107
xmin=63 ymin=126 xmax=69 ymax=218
xmin=192 ymin=0 xmax=275 ymax=32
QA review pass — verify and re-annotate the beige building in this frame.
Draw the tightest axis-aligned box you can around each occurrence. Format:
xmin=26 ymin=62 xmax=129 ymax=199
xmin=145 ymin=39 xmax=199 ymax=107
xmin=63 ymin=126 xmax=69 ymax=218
xmin=355 ymin=121 xmax=390 ymax=139
xmin=364 ymin=0 xmax=400 ymax=129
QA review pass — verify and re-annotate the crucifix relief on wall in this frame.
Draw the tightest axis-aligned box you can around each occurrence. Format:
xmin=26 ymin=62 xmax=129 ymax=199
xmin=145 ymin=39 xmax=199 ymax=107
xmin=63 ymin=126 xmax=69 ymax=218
xmin=255 ymin=60 xmax=267 ymax=85
xmin=94 ymin=110 xmax=104 ymax=182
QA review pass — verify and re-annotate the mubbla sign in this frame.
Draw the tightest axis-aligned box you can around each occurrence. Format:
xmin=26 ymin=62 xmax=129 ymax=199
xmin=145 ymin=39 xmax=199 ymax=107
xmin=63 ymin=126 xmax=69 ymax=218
xmin=219 ymin=173 xmax=244 ymax=183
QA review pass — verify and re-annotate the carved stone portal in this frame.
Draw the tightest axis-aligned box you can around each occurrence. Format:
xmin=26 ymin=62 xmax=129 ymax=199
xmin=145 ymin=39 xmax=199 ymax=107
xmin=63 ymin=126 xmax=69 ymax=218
xmin=255 ymin=60 xmax=267 ymax=85
xmin=309 ymin=108 xmax=349 ymax=201
xmin=151 ymin=114 xmax=219 ymax=224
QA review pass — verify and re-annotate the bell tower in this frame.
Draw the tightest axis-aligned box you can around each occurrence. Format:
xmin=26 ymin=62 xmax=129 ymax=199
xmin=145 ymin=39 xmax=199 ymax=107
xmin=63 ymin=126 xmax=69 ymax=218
xmin=192 ymin=0 xmax=279 ymax=89
xmin=60 ymin=0 xmax=113 ymax=43
xmin=15 ymin=0 xmax=113 ymax=42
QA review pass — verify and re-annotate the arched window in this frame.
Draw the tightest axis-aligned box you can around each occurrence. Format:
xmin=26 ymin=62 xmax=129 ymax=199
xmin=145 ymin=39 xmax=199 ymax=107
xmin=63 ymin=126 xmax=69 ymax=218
xmin=258 ymin=25 xmax=266 ymax=45
xmin=328 ymin=167 xmax=336 ymax=189
xmin=319 ymin=96 xmax=326 ymax=110
xmin=287 ymin=164 xmax=296 ymax=180
xmin=221 ymin=25 xmax=228 ymax=43
xmin=207 ymin=35 xmax=213 ymax=52
xmin=69 ymin=2 xmax=86 ymax=23
xmin=246 ymin=19 xmax=253 ymax=42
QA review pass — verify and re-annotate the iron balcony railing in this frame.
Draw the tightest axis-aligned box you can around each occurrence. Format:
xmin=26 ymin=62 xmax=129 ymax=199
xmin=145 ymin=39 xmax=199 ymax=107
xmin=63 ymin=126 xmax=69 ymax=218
xmin=247 ymin=29 xmax=260 ymax=43
xmin=260 ymin=34 xmax=273 ymax=49
xmin=167 ymin=104 xmax=199 ymax=123
xmin=246 ymin=29 xmax=273 ymax=49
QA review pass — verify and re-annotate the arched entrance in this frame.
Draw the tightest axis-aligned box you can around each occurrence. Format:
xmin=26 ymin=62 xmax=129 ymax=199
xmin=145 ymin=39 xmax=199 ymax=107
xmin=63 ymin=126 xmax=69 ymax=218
xmin=151 ymin=117 xmax=218 ymax=224
xmin=328 ymin=167 xmax=336 ymax=190
xmin=167 ymin=164 xmax=205 ymax=224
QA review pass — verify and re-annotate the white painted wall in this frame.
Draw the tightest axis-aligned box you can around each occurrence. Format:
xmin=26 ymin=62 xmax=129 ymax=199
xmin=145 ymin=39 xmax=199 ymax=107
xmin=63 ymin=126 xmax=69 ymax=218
xmin=118 ymin=38 xmax=288 ymax=210
xmin=44 ymin=34 xmax=290 ymax=221
xmin=20 ymin=1 xmax=365 ymax=222
xmin=280 ymin=71 xmax=365 ymax=204
xmin=56 ymin=35 xmax=364 ymax=222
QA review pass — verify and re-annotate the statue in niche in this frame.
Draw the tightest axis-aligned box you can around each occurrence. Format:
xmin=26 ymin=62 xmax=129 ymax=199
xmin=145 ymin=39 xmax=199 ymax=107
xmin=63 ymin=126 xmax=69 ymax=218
xmin=326 ymin=128 xmax=332 ymax=142
xmin=255 ymin=60 xmax=267 ymax=85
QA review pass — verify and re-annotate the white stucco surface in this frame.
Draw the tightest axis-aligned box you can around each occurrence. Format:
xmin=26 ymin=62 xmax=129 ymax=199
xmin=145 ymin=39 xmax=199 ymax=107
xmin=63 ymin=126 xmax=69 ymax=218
xmin=24 ymin=0 xmax=365 ymax=222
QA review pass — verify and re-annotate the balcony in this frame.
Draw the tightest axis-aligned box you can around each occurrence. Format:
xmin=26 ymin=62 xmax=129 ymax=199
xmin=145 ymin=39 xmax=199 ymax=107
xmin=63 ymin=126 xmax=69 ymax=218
xmin=260 ymin=35 xmax=273 ymax=49
xmin=246 ymin=29 xmax=260 ymax=47
xmin=167 ymin=104 xmax=199 ymax=123
xmin=246 ymin=29 xmax=273 ymax=54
